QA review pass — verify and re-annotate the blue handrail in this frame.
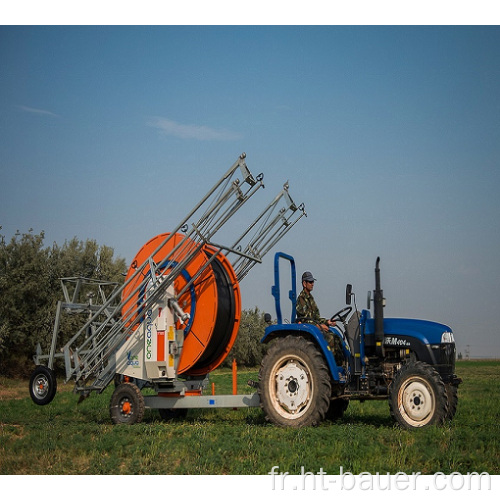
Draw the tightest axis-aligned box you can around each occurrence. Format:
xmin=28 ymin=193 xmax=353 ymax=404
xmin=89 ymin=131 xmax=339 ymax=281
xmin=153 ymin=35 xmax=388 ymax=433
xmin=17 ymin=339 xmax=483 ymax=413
xmin=272 ymin=252 xmax=297 ymax=324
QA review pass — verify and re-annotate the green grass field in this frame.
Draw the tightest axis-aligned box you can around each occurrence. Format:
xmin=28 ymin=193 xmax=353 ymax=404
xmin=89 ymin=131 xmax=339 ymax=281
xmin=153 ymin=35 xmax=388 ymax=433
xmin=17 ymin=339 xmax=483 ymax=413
xmin=1 ymin=360 xmax=499 ymax=475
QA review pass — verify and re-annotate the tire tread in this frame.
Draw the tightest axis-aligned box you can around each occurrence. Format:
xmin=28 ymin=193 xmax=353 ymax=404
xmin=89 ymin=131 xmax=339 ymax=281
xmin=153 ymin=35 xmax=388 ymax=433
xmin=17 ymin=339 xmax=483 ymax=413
xmin=388 ymin=361 xmax=448 ymax=429
xmin=258 ymin=335 xmax=331 ymax=427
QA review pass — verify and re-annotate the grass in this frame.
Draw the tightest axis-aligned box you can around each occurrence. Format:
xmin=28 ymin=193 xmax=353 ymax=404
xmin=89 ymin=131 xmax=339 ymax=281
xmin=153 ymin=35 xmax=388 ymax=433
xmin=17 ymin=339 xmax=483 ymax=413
xmin=1 ymin=361 xmax=499 ymax=475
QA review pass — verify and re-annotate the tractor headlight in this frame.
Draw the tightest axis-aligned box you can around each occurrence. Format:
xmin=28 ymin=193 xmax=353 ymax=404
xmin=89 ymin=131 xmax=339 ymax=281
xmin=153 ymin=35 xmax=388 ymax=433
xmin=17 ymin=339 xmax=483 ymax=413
xmin=441 ymin=331 xmax=455 ymax=343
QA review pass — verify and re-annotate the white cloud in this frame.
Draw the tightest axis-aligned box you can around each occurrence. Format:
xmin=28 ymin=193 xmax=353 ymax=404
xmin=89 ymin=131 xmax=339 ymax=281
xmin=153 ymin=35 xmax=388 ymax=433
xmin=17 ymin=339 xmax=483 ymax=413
xmin=18 ymin=105 xmax=59 ymax=117
xmin=148 ymin=116 xmax=242 ymax=141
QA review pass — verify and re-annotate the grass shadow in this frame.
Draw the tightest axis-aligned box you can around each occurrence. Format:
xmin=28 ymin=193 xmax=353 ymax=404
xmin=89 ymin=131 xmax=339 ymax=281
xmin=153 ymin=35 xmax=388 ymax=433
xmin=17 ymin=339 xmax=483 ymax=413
xmin=338 ymin=412 xmax=395 ymax=428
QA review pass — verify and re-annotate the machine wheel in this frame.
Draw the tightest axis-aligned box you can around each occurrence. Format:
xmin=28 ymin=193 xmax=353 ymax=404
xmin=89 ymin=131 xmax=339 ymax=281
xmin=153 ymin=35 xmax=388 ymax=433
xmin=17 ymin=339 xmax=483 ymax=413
xmin=109 ymin=382 xmax=145 ymax=425
xmin=158 ymin=408 xmax=188 ymax=421
xmin=444 ymin=384 xmax=458 ymax=421
xmin=29 ymin=366 xmax=57 ymax=405
xmin=258 ymin=335 xmax=331 ymax=427
xmin=389 ymin=361 xmax=447 ymax=429
xmin=325 ymin=398 xmax=349 ymax=421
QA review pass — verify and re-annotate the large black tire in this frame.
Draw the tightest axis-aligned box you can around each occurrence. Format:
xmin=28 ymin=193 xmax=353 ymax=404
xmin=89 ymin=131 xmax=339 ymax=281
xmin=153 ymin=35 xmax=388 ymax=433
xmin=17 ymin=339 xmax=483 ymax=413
xmin=258 ymin=335 xmax=331 ymax=427
xmin=389 ymin=361 xmax=448 ymax=429
xmin=29 ymin=366 xmax=57 ymax=406
xmin=444 ymin=384 xmax=458 ymax=421
xmin=109 ymin=382 xmax=145 ymax=425
xmin=325 ymin=398 xmax=349 ymax=421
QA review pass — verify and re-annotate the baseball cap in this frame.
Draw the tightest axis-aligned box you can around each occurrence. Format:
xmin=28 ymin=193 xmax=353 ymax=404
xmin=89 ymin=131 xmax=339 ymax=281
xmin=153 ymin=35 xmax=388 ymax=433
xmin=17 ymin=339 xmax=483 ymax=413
xmin=302 ymin=271 xmax=316 ymax=282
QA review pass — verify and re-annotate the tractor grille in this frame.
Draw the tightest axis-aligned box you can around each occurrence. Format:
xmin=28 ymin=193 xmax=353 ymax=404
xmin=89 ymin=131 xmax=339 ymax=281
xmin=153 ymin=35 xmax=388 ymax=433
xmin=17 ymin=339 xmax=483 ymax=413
xmin=440 ymin=343 xmax=456 ymax=366
xmin=436 ymin=343 xmax=456 ymax=379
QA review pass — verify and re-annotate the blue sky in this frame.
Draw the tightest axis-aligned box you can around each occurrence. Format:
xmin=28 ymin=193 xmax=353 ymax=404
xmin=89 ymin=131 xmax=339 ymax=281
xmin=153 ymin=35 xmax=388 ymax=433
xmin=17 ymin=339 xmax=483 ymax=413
xmin=1 ymin=26 xmax=500 ymax=358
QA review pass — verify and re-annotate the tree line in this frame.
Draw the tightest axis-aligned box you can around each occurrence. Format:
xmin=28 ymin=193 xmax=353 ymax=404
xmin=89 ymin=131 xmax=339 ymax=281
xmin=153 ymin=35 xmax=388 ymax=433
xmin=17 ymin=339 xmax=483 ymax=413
xmin=0 ymin=230 xmax=127 ymax=376
xmin=0 ymin=229 xmax=268 ymax=377
xmin=221 ymin=307 xmax=268 ymax=369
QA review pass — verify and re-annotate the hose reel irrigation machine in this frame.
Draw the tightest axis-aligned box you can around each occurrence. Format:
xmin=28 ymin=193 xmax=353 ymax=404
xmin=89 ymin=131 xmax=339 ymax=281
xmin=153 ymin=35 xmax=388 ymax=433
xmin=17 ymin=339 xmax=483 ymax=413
xmin=30 ymin=153 xmax=306 ymax=424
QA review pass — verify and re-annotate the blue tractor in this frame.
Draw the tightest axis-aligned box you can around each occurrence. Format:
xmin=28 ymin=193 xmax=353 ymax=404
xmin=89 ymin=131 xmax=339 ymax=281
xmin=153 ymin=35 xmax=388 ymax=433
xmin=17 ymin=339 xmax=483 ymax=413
xmin=258 ymin=252 xmax=461 ymax=429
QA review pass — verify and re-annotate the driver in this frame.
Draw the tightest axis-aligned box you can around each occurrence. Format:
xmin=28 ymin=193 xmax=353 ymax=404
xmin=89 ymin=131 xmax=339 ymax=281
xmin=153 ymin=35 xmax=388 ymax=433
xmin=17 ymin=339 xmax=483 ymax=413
xmin=296 ymin=271 xmax=345 ymax=366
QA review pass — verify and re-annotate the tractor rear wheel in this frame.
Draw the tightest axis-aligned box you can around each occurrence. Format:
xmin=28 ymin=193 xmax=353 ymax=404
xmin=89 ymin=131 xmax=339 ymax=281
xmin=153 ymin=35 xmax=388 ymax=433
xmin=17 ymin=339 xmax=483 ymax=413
xmin=259 ymin=335 xmax=331 ymax=427
xmin=389 ymin=361 xmax=447 ymax=429
xmin=110 ymin=382 xmax=145 ymax=425
xmin=29 ymin=366 xmax=57 ymax=406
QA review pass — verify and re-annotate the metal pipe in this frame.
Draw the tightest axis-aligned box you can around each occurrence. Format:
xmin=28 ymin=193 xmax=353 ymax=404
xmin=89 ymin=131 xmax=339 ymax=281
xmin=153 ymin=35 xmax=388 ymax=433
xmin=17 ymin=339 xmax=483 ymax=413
xmin=232 ymin=359 xmax=238 ymax=395
xmin=374 ymin=257 xmax=385 ymax=357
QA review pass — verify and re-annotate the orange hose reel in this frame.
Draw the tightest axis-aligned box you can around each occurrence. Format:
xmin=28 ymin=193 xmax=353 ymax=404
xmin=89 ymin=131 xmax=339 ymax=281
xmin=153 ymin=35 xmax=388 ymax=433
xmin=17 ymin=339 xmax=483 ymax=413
xmin=122 ymin=233 xmax=241 ymax=376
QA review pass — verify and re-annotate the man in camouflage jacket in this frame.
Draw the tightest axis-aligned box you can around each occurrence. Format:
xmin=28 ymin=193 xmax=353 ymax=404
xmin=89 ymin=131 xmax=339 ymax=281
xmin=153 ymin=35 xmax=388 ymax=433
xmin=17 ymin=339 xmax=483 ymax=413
xmin=296 ymin=271 xmax=344 ymax=365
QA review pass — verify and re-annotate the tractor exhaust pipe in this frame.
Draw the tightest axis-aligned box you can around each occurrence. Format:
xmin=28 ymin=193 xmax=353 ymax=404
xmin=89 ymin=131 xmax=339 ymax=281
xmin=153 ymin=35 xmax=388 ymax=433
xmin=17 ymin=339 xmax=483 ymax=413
xmin=374 ymin=257 xmax=385 ymax=357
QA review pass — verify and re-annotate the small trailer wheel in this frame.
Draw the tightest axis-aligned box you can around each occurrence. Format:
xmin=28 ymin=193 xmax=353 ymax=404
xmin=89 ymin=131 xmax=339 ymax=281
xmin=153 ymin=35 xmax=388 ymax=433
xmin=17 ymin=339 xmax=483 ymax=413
xmin=109 ymin=382 xmax=145 ymax=425
xmin=29 ymin=366 xmax=57 ymax=405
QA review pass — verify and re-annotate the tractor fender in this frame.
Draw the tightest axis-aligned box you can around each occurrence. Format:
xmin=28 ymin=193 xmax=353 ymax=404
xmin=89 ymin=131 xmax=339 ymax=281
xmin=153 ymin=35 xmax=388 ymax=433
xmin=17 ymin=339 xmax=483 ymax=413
xmin=261 ymin=323 xmax=342 ymax=381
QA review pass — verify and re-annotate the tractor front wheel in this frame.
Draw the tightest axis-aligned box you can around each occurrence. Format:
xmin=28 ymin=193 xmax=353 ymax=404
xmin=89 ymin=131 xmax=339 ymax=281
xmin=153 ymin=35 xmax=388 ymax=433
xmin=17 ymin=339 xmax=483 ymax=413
xmin=444 ymin=384 xmax=458 ymax=420
xmin=259 ymin=335 xmax=331 ymax=427
xmin=389 ymin=361 xmax=447 ymax=429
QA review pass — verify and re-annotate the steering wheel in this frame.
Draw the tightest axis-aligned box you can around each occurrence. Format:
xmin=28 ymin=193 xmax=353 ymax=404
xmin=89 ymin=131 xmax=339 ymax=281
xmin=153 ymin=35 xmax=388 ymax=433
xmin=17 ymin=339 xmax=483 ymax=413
xmin=330 ymin=306 xmax=353 ymax=324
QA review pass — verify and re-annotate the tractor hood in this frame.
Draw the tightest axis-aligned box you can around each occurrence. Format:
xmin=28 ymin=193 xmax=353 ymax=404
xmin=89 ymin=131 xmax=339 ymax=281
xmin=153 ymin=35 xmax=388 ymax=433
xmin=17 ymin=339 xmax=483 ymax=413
xmin=364 ymin=315 xmax=453 ymax=345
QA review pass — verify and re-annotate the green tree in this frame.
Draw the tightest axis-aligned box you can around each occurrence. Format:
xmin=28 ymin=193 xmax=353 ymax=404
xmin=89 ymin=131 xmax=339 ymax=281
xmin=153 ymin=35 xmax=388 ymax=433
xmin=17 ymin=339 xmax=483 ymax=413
xmin=0 ymin=230 xmax=52 ymax=374
xmin=50 ymin=237 xmax=125 ymax=282
xmin=0 ymin=229 xmax=126 ymax=376
xmin=224 ymin=307 xmax=268 ymax=368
